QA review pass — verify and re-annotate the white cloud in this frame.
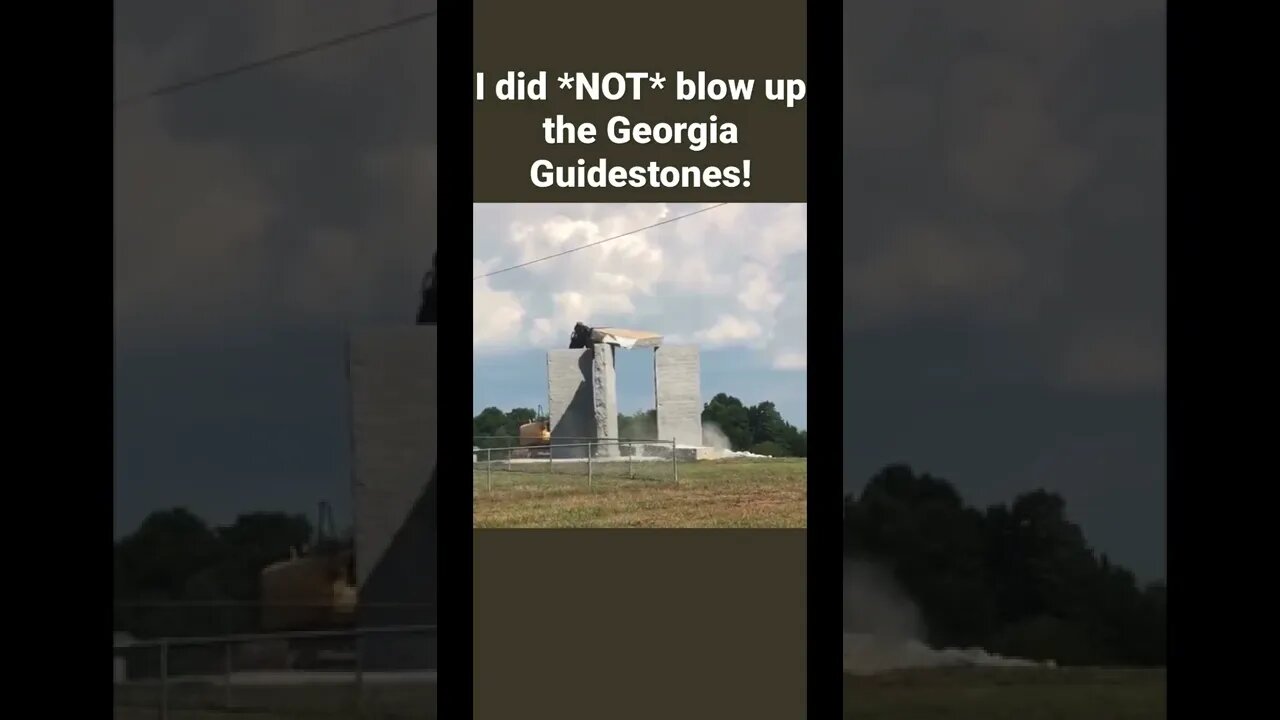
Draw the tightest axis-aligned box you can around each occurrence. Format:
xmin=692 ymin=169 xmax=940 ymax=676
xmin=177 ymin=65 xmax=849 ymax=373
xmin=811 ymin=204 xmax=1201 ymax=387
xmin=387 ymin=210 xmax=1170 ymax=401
xmin=473 ymin=203 xmax=807 ymax=367
xmin=844 ymin=224 xmax=1028 ymax=331
xmin=113 ymin=85 xmax=272 ymax=345
xmin=697 ymin=315 xmax=765 ymax=346
xmin=1056 ymin=331 xmax=1165 ymax=393
xmin=474 ymin=259 xmax=525 ymax=348
xmin=773 ymin=352 xmax=808 ymax=371
xmin=113 ymin=13 xmax=439 ymax=349
xmin=737 ymin=264 xmax=785 ymax=313
xmin=841 ymin=0 xmax=1165 ymax=394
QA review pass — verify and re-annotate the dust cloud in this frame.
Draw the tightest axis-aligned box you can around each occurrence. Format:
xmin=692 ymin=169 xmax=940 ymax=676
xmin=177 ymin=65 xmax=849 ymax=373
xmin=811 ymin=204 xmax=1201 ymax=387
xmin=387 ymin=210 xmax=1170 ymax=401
xmin=843 ymin=559 xmax=924 ymax=640
xmin=702 ymin=421 xmax=732 ymax=450
xmin=842 ymin=559 xmax=1052 ymax=675
xmin=699 ymin=422 xmax=770 ymax=458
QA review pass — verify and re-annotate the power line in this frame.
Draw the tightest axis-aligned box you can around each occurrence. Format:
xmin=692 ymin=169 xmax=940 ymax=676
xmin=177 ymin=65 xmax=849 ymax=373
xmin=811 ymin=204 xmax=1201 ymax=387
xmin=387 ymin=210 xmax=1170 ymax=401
xmin=474 ymin=203 xmax=731 ymax=281
xmin=114 ymin=8 xmax=438 ymax=109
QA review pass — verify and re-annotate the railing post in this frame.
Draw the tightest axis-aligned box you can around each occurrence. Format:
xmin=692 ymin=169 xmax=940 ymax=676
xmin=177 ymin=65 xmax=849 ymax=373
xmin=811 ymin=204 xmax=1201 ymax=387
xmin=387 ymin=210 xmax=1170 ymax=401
xmin=223 ymin=639 xmax=233 ymax=708
xmin=486 ymin=447 xmax=492 ymax=492
xmin=159 ymin=639 xmax=169 ymax=720
xmin=587 ymin=442 xmax=593 ymax=489
xmin=672 ymin=439 xmax=679 ymax=484
xmin=627 ymin=441 xmax=633 ymax=479
xmin=355 ymin=630 xmax=365 ymax=711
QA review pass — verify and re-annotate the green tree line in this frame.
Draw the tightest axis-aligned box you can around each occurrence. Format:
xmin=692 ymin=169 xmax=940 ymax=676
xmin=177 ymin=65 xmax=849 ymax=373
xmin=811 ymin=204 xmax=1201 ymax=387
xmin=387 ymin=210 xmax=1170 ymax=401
xmin=845 ymin=464 xmax=1166 ymax=667
xmin=114 ymin=508 xmax=328 ymax=637
xmin=118 ymin=460 xmax=1163 ymax=668
xmin=472 ymin=393 xmax=806 ymax=457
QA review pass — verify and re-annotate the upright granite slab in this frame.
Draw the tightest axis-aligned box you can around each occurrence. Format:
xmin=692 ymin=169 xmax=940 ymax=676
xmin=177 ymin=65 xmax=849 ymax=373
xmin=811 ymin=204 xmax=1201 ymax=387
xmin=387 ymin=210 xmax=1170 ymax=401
xmin=654 ymin=345 xmax=703 ymax=448
xmin=547 ymin=349 xmax=593 ymax=458
xmin=591 ymin=343 xmax=619 ymax=456
xmin=347 ymin=326 xmax=437 ymax=670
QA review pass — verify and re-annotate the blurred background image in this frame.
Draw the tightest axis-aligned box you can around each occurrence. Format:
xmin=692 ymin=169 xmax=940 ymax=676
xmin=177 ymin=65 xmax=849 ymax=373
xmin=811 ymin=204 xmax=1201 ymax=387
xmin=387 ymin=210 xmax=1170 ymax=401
xmin=841 ymin=1 xmax=1166 ymax=717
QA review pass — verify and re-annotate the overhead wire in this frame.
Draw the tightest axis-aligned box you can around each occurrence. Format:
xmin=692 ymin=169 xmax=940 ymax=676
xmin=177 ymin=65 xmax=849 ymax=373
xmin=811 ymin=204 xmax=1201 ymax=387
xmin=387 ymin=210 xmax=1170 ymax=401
xmin=114 ymin=9 xmax=724 ymax=287
xmin=113 ymin=8 xmax=438 ymax=109
xmin=473 ymin=203 xmax=731 ymax=280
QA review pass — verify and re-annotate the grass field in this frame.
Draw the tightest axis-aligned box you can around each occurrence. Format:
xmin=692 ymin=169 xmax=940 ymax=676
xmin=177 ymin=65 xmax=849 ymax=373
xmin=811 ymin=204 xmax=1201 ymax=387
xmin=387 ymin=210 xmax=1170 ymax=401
xmin=473 ymin=457 xmax=807 ymax=528
xmin=845 ymin=667 xmax=1166 ymax=720
xmin=115 ymin=704 xmax=431 ymax=719
xmin=115 ymin=666 xmax=1160 ymax=719
xmin=116 ymin=708 xmax=427 ymax=720
xmin=115 ymin=679 xmax=434 ymax=719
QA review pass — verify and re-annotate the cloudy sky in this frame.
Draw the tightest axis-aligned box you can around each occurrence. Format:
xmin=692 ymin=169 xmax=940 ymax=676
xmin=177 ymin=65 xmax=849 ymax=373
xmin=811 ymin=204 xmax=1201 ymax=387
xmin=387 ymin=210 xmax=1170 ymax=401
xmin=114 ymin=1 xmax=438 ymax=536
xmin=473 ymin=204 xmax=807 ymax=425
xmin=843 ymin=0 xmax=1166 ymax=579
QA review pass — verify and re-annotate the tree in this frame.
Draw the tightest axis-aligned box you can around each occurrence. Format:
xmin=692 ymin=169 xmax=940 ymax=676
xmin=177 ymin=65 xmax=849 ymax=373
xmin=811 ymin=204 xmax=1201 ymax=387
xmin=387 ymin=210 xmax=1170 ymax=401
xmin=618 ymin=409 xmax=657 ymax=440
xmin=750 ymin=440 xmax=790 ymax=457
xmin=473 ymin=406 xmax=512 ymax=448
xmin=115 ymin=508 xmax=318 ymax=637
xmin=473 ymin=407 xmax=507 ymax=436
xmin=852 ymin=466 xmax=995 ymax=647
xmin=473 ymin=407 xmax=545 ymax=448
xmin=701 ymin=395 xmax=805 ymax=456
xmin=790 ymin=429 xmax=808 ymax=457
xmin=506 ymin=407 xmax=537 ymax=430
xmin=746 ymin=401 xmax=808 ymax=457
xmin=215 ymin=512 xmax=314 ymax=598
xmin=701 ymin=394 xmax=752 ymax=450
xmin=115 ymin=508 xmax=223 ymax=600
xmin=747 ymin=401 xmax=788 ymax=446
xmin=114 ymin=508 xmax=227 ymax=637
xmin=845 ymin=464 xmax=1166 ymax=667
xmin=476 ymin=398 xmax=804 ymax=454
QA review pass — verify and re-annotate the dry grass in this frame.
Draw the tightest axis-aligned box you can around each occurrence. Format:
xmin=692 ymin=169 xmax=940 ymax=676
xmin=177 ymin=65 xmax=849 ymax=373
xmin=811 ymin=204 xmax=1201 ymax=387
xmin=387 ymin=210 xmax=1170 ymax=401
xmin=845 ymin=667 xmax=1166 ymax=719
xmin=473 ymin=458 xmax=807 ymax=528
xmin=114 ymin=680 xmax=433 ymax=719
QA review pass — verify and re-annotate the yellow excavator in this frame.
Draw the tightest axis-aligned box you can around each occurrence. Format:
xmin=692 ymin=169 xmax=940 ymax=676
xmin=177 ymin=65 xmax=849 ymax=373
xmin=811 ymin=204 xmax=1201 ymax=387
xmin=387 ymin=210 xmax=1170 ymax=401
xmin=514 ymin=405 xmax=552 ymax=458
xmin=258 ymin=501 xmax=357 ymax=668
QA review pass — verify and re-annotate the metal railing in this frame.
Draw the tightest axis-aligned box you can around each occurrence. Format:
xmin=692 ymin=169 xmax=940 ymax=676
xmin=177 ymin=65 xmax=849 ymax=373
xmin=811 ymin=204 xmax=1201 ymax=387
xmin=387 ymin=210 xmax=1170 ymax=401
xmin=112 ymin=600 xmax=436 ymax=640
xmin=473 ymin=438 xmax=682 ymax=492
xmin=114 ymin=623 xmax=437 ymax=718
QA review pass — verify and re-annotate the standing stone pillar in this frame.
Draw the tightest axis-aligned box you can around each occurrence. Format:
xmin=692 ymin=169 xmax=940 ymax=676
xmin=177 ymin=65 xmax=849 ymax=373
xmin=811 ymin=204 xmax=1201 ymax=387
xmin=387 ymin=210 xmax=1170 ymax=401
xmin=655 ymin=345 xmax=703 ymax=448
xmin=547 ymin=349 xmax=593 ymax=458
xmin=592 ymin=344 xmax=619 ymax=457
xmin=347 ymin=326 xmax=438 ymax=670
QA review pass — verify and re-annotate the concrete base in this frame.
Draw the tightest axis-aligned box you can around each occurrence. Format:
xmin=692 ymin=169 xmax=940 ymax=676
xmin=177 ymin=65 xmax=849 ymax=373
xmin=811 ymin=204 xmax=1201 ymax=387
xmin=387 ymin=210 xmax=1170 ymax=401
xmin=647 ymin=445 xmax=730 ymax=462
xmin=482 ymin=447 xmax=750 ymax=464
xmin=681 ymin=446 xmax=744 ymax=461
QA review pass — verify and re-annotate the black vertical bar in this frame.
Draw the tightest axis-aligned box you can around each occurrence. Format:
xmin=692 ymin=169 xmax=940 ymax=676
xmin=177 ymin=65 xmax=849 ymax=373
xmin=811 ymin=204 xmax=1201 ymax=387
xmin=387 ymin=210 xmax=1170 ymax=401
xmin=436 ymin=2 xmax=476 ymax=718
xmin=807 ymin=0 xmax=843 ymax=716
